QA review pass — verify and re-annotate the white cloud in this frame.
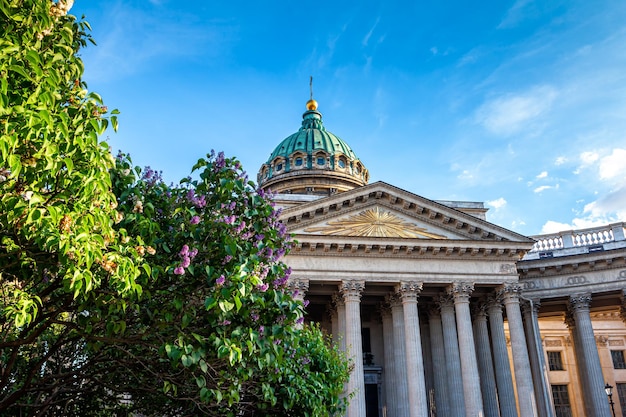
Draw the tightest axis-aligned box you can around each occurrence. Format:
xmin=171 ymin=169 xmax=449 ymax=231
xmin=533 ymin=185 xmax=553 ymax=193
xmin=362 ymin=17 xmax=380 ymax=47
xmin=498 ymin=0 xmax=533 ymax=29
xmin=555 ymin=156 xmax=567 ymax=166
xmin=540 ymin=185 xmax=626 ymax=233
xmin=475 ymin=85 xmax=558 ymax=136
xmin=598 ymin=148 xmax=626 ymax=180
xmin=580 ymin=151 xmax=599 ymax=165
xmin=536 ymin=171 xmax=548 ymax=179
xmin=573 ymin=151 xmax=600 ymax=174
xmin=487 ymin=197 xmax=507 ymax=210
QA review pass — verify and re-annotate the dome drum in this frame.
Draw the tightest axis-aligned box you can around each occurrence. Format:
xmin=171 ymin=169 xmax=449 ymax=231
xmin=258 ymin=101 xmax=368 ymax=194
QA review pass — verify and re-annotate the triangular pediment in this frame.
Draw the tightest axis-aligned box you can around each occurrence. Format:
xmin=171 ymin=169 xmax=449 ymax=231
xmin=280 ymin=182 xmax=534 ymax=245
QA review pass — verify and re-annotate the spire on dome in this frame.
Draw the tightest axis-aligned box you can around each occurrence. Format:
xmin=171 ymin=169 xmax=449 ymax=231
xmin=306 ymin=76 xmax=318 ymax=111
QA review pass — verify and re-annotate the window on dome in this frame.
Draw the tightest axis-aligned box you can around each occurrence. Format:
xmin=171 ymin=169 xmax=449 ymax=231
xmin=317 ymin=156 xmax=325 ymax=166
xmin=276 ymin=163 xmax=283 ymax=172
xmin=338 ymin=159 xmax=346 ymax=168
xmin=295 ymin=157 xmax=303 ymax=167
xmin=355 ymin=165 xmax=361 ymax=174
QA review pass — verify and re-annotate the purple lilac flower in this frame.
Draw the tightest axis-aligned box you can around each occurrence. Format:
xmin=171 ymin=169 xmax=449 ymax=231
xmin=215 ymin=151 xmax=226 ymax=169
xmin=259 ymin=325 xmax=265 ymax=334
xmin=186 ymin=189 xmax=195 ymax=202
xmin=273 ymin=339 xmax=282 ymax=345
xmin=301 ymin=357 xmax=311 ymax=365
xmin=190 ymin=215 xmax=200 ymax=225
xmin=223 ymin=215 xmax=235 ymax=224
xmin=220 ymin=319 xmax=231 ymax=326
xmin=179 ymin=245 xmax=189 ymax=257
xmin=181 ymin=257 xmax=191 ymax=268
xmin=174 ymin=266 xmax=185 ymax=275
xmin=251 ymin=313 xmax=259 ymax=321
xmin=296 ymin=317 xmax=304 ymax=325
xmin=189 ymin=248 xmax=198 ymax=258
xmin=235 ymin=221 xmax=246 ymax=233
xmin=216 ymin=275 xmax=225 ymax=286
xmin=222 ymin=255 xmax=233 ymax=265
xmin=257 ymin=283 xmax=269 ymax=292
xmin=303 ymin=299 xmax=310 ymax=307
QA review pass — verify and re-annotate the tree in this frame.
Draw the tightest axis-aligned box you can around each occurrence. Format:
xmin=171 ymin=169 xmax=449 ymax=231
xmin=92 ymin=151 xmax=349 ymax=416
xmin=1 ymin=1 xmax=349 ymax=415
xmin=1 ymin=0 xmax=145 ymax=413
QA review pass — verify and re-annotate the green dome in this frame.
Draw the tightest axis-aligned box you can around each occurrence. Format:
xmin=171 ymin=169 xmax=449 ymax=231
xmin=265 ymin=109 xmax=360 ymax=163
xmin=258 ymin=101 xmax=369 ymax=195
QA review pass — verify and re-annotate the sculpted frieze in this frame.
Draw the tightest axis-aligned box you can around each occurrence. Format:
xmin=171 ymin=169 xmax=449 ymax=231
xmin=564 ymin=275 xmax=588 ymax=286
xmin=303 ymin=207 xmax=447 ymax=239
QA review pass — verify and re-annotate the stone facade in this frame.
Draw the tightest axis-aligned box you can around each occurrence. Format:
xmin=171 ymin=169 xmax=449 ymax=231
xmin=274 ymin=185 xmax=626 ymax=417
xmin=260 ymin=99 xmax=626 ymax=417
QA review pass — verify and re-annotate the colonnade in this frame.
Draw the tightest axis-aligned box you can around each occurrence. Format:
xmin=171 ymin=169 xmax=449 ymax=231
xmin=311 ymin=279 xmax=617 ymax=417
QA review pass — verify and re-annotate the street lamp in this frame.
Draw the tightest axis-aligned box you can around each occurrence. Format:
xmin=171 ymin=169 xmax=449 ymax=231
xmin=605 ymin=383 xmax=617 ymax=417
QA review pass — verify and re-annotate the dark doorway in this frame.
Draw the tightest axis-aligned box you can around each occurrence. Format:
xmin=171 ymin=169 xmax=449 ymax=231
xmin=365 ymin=383 xmax=379 ymax=417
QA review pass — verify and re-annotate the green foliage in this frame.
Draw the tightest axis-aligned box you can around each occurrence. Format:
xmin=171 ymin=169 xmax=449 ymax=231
xmin=1 ymin=0 xmax=144 ymax=413
xmin=100 ymin=152 xmax=350 ymax=416
xmin=1 ymin=1 xmax=349 ymax=415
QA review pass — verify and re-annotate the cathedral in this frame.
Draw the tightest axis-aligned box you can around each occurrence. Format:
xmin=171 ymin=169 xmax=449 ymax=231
xmin=257 ymin=97 xmax=626 ymax=417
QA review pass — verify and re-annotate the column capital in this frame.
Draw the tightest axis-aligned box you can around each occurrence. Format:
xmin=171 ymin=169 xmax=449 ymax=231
xmin=340 ymin=280 xmax=365 ymax=302
xmin=569 ymin=293 xmax=592 ymax=312
xmin=332 ymin=292 xmax=345 ymax=308
xmin=427 ymin=303 xmax=442 ymax=319
xmin=486 ymin=293 xmax=503 ymax=310
xmin=564 ymin=309 xmax=576 ymax=329
xmin=520 ymin=298 xmax=541 ymax=316
xmin=396 ymin=280 xmax=423 ymax=303
xmin=436 ymin=293 xmax=455 ymax=310
xmin=497 ymin=283 xmax=523 ymax=303
xmin=448 ymin=282 xmax=474 ymax=302
xmin=287 ymin=278 xmax=309 ymax=298
xmin=472 ymin=301 xmax=489 ymax=321
xmin=378 ymin=302 xmax=392 ymax=318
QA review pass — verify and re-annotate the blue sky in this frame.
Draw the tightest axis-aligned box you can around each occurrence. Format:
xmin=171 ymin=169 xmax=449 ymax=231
xmin=71 ymin=0 xmax=626 ymax=236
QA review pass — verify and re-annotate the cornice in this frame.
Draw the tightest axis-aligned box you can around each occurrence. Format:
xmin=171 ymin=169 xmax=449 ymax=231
xmin=518 ymin=253 xmax=626 ymax=279
xmin=289 ymin=234 xmax=529 ymax=260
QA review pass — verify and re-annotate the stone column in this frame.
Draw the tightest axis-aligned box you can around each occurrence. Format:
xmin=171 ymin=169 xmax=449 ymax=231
xmin=621 ymin=289 xmax=626 ymax=324
xmin=328 ymin=303 xmax=339 ymax=343
xmin=287 ymin=279 xmax=309 ymax=328
xmin=397 ymin=281 xmax=428 ymax=417
xmin=438 ymin=294 xmax=465 ymax=417
xmin=500 ymin=284 xmax=538 ymax=417
xmin=420 ymin=318 xmax=434 ymax=415
xmin=565 ymin=310 xmax=591 ymax=416
xmin=333 ymin=293 xmax=346 ymax=352
xmin=428 ymin=306 xmax=451 ymax=417
xmin=340 ymin=280 xmax=366 ymax=417
xmin=381 ymin=304 xmax=397 ymax=417
xmin=487 ymin=296 xmax=518 ymax=417
xmin=521 ymin=300 xmax=554 ymax=417
xmin=390 ymin=293 xmax=410 ymax=417
xmin=449 ymin=282 xmax=484 ymax=417
xmin=568 ymin=294 xmax=612 ymax=417
xmin=473 ymin=302 xmax=500 ymax=417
